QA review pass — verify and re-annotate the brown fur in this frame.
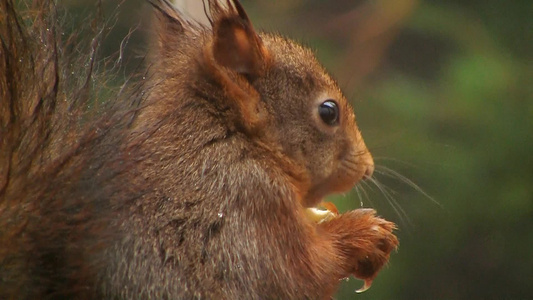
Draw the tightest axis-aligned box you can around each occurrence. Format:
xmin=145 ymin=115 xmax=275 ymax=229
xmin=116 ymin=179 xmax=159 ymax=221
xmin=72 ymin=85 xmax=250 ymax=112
xmin=0 ymin=0 xmax=398 ymax=299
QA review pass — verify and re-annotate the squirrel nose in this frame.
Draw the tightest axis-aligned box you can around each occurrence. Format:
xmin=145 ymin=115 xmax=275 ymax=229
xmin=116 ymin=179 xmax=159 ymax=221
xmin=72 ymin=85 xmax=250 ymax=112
xmin=364 ymin=162 xmax=374 ymax=179
xmin=362 ymin=152 xmax=374 ymax=180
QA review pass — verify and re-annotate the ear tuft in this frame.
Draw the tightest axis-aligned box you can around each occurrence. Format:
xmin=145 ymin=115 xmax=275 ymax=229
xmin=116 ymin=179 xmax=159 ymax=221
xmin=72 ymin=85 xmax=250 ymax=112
xmin=148 ymin=0 xmax=192 ymax=57
xmin=210 ymin=0 xmax=268 ymax=77
xmin=149 ymin=0 xmax=185 ymax=33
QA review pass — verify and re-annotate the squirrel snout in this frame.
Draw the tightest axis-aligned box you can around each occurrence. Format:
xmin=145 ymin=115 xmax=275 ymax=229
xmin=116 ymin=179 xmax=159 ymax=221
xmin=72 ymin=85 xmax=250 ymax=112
xmin=362 ymin=151 xmax=375 ymax=180
xmin=364 ymin=161 xmax=375 ymax=179
xmin=353 ymin=129 xmax=374 ymax=181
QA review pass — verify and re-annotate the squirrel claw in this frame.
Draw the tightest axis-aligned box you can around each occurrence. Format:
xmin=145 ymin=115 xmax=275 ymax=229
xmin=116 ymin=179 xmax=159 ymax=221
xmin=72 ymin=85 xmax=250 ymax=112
xmin=355 ymin=279 xmax=373 ymax=293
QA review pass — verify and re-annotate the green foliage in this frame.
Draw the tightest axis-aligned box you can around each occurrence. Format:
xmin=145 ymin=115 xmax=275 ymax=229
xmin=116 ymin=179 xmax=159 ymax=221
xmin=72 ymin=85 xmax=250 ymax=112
xmin=328 ymin=1 xmax=532 ymax=299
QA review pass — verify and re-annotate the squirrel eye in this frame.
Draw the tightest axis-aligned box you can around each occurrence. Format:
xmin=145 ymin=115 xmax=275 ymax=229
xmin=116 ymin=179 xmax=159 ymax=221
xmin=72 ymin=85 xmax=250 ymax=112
xmin=318 ymin=100 xmax=339 ymax=126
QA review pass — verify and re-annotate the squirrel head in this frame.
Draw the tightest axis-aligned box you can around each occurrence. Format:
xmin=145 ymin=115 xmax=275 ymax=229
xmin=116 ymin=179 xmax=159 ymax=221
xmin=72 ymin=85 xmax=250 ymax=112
xmin=150 ymin=0 xmax=374 ymax=208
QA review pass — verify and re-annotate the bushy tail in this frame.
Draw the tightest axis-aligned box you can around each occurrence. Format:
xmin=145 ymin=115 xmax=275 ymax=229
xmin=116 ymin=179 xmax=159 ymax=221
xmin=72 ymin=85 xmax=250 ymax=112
xmin=0 ymin=0 xmax=126 ymax=297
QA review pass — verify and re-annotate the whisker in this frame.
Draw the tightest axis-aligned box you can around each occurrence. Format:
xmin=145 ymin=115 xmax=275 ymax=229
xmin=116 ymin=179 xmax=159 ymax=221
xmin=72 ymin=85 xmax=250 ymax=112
xmin=373 ymin=156 xmax=418 ymax=168
xmin=368 ymin=176 xmax=413 ymax=228
xmin=342 ymin=157 xmax=374 ymax=174
xmin=341 ymin=160 xmax=359 ymax=174
xmin=359 ymin=180 xmax=375 ymax=207
xmin=375 ymin=165 xmax=442 ymax=207
xmin=354 ymin=186 xmax=364 ymax=207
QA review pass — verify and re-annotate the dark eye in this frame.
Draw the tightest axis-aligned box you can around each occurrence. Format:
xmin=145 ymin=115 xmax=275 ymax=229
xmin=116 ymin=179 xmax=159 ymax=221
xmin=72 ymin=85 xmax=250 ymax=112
xmin=318 ymin=100 xmax=339 ymax=126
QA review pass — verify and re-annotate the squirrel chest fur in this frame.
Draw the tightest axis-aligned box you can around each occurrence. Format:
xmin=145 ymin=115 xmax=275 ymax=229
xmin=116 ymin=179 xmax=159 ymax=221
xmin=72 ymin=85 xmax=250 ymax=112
xmin=0 ymin=0 xmax=398 ymax=299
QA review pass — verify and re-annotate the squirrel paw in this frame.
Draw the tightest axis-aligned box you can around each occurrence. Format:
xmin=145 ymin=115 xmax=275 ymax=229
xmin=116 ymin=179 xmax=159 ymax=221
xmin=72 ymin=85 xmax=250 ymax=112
xmin=319 ymin=208 xmax=398 ymax=292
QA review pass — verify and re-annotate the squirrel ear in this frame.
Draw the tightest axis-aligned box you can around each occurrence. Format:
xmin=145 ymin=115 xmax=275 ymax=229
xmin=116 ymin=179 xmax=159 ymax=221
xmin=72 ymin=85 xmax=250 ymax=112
xmin=210 ymin=0 xmax=268 ymax=77
xmin=149 ymin=0 xmax=186 ymax=56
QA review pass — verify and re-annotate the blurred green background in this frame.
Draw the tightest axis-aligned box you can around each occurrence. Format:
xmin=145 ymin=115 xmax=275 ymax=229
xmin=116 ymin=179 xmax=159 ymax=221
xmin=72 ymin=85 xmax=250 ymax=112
xmin=60 ymin=0 xmax=533 ymax=299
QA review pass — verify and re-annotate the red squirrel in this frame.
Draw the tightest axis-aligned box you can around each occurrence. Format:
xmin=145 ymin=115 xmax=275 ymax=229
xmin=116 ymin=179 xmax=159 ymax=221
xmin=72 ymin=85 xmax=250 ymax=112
xmin=0 ymin=0 xmax=398 ymax=298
